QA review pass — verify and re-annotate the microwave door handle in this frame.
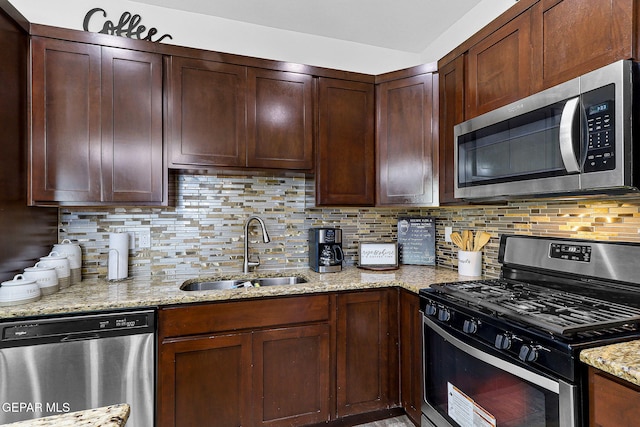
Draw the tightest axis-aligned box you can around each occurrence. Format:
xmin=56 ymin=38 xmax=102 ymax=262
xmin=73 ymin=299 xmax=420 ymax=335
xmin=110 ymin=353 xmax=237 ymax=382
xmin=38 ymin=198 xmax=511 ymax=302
xmin=559 ymin=97 xmax=581 ymax=173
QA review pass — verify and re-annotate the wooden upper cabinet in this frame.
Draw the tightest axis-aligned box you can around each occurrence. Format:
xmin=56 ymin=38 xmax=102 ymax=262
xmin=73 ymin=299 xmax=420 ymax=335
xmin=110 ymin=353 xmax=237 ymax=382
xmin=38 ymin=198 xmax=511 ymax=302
xmin=466 ymin=9 xmax=533 ymax=117
xmin=377 ymin=73 xmax=438 ymax=206
xmin=167 ymin=57 xmax=247 ymax=168
xmin=168 ymin=58 xmax=314 ymax=171
xmin=531 ymin=0 xmax=634 ymax=91
xmin=30 ymin=37 xmax=102 ymax=204
xmin=438 ymin=55 xmax=465 ymax=205
xmin=101 ymin=47 xmax=164 ymax=203
xmin=30 ymin=37 xmax=165 ymax=205
xmin=316 ymin=78 xmax=375 ymax=206
xmin=247 ymin=68 xmax=313 ymax=170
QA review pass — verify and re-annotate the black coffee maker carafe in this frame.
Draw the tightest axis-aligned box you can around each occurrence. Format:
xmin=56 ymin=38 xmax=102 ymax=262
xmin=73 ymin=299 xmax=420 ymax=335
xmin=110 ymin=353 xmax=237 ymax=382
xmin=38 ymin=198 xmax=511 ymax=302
xmin=309 ymin=228 xmax=343 ymax=273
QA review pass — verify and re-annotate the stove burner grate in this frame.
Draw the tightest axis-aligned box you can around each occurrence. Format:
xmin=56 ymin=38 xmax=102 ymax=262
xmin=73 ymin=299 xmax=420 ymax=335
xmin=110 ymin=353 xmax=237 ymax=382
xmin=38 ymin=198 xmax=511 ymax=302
xmin=431 ymin=279 xmax=640 ymax=336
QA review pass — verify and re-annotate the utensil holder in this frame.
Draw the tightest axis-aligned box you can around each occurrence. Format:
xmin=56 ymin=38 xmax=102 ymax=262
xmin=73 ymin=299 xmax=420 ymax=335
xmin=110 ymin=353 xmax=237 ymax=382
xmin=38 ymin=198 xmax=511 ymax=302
xmin=458 ymin=250 xmax=482 ymax=277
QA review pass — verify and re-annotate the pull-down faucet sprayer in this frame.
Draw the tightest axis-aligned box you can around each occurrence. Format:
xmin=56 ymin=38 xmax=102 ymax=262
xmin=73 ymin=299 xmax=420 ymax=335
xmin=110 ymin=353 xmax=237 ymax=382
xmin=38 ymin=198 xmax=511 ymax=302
xmin=243 ymin=216 xmax=271 ymax=273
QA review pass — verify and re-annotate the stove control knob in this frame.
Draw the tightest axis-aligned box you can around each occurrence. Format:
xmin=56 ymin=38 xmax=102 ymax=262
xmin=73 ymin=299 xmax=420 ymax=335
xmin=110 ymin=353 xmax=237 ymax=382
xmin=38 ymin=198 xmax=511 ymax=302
xmin=437 ymin=308 xmax=451 ymax=322
xmin=494 ymin=334 xmax=512 ymax=350
xmin=425 ymin=303 xmax=437 ymax=316
xmin=518 ymin=345 xmax=539 ymax=363
xmin=463 ymin=320 xmax=478 ymax=334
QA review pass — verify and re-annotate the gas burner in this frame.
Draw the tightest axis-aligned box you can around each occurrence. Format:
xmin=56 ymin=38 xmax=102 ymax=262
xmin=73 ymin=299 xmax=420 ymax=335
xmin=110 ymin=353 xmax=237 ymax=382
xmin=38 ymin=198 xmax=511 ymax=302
xmin=430 ymin=279 xmax=640 ymax=337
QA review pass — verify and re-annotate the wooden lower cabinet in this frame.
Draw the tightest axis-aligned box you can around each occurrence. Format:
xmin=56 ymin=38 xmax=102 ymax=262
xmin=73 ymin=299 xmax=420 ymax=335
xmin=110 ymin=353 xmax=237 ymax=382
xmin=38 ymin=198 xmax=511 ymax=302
xmin=159 ymin=333 xmax=253 ymax=427
xmin=158 ymin=290 xmax=408 ymax=426
xmin=253 ymin=325 xmax=330 ymax=426
xmin=399 ymin=290 xmax=422 ymax=425
xmin=157 ymin=296 xmax=331 ymax=427
xmin=335 ymin=289 xmax=397 ymax=417
xmin=588 ymin=366 xmax=640 ymax=427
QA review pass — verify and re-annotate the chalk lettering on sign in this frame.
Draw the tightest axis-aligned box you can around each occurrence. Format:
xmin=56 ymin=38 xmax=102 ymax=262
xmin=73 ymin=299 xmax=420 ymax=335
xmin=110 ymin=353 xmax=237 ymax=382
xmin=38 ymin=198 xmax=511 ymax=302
xmin=83 ymin=8 xmax=173 ymax=43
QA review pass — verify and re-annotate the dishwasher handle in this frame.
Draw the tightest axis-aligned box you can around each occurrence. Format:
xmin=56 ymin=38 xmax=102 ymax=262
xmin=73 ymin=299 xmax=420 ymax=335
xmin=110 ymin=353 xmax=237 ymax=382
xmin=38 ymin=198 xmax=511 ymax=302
xmin=60 ymin=332 xmax=101 ymax=342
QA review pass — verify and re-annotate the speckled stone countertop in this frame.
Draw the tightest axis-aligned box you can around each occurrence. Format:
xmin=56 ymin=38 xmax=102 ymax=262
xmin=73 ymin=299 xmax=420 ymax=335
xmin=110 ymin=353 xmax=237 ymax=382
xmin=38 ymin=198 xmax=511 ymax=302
xmin=0 ymin=265 xmax=464 ymax=320
xmin=0 ymin=404 xmax=129 ymax=427
xmin=580 ymin=340 xmax=640 ymax=387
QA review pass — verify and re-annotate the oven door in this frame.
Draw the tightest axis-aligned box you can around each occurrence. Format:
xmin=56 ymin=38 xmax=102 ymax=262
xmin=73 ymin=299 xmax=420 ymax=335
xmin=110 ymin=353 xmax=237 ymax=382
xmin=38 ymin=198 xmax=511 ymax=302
xmin=422 ymin=315 xmax=578 ymax=427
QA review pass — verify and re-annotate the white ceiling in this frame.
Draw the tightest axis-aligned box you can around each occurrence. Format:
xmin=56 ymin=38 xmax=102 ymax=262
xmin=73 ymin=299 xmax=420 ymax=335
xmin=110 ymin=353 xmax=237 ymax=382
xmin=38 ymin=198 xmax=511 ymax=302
xmin=129 ymin=0 xmax=483 ymax=53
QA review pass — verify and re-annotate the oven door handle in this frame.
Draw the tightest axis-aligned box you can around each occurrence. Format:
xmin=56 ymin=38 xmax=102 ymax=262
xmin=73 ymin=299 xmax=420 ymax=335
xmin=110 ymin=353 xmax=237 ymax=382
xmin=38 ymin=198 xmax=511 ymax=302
xmin=423 ymin=315 xmax=559 ymax=393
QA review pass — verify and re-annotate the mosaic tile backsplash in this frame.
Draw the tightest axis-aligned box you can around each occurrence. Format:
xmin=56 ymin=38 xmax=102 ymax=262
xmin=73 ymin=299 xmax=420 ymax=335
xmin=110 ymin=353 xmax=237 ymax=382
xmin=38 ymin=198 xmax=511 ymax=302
xmin=58 ymin=173 xmax=640 ymax=280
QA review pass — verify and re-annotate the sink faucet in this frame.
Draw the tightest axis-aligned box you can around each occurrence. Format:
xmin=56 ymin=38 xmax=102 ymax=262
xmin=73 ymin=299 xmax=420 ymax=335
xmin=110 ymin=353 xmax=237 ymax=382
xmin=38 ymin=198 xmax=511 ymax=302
xmin=243 ymin=216 xmax=271 ymax=273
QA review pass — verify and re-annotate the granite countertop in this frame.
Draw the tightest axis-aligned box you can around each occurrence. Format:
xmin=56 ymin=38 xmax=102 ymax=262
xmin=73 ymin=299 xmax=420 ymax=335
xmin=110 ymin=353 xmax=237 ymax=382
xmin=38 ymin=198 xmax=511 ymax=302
xmin=0 ymin=404 xmax=129 ymax=427
xmin=4 ymin=264 xmax=640 ymax=389
xmin=0 ymin=265 xmax=463 ymax=319
xmin=580 ymin=340 xmax=640 ymax=387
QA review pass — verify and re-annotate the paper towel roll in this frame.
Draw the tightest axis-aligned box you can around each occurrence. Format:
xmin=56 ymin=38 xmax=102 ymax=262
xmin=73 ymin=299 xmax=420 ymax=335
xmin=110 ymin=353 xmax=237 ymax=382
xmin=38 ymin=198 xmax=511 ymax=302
xmin=108 ymin=233 xmax=129 ymax=280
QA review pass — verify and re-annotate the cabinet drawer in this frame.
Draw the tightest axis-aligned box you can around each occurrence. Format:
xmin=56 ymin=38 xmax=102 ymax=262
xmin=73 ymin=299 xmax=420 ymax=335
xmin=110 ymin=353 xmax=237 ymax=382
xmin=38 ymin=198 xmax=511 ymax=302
xmin=159 ymin=295 xmax=330 ymax=338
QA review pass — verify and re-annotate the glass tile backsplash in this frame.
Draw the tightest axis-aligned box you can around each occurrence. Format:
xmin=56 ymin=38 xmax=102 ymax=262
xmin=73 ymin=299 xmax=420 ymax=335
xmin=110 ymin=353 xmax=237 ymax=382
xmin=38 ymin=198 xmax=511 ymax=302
xmin=59 ymin=173 xmax=640 ymax=280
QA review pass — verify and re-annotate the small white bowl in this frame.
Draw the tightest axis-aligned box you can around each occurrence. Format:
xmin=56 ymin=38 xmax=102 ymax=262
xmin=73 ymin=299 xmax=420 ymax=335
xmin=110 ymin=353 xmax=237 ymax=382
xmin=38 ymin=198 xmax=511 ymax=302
xmin=0 ymin=274 xmax=42 ymax=306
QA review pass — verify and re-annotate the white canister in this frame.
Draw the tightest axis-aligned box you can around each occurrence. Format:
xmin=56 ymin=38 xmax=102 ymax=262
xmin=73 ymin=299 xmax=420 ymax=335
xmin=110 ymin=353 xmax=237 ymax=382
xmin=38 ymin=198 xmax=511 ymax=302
xmin=39 ymin=251 xmax=71 ymax=289
xmin=0 ymin=274 xmax=41 ymax=306
xmin=53 ymin=239 xmax=82 ymax=284
xmin=458 ymin=250 xmax=482 ymax=277
xmin=24 ymin=264 xmax=60 ymax=295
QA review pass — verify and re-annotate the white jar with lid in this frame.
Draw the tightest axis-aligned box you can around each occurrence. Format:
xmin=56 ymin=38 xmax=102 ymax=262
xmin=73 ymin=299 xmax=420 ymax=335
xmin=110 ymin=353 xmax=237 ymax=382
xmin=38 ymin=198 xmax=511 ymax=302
xmin=52 ymin=239 xmax=82 ymax=284
xmin=24 ymin=263 xmax=59 ymax=295
xmin=0 ymin=274 xmax=41 ymax=306
xmin=38 ymin=251 xmax=71 ymax=289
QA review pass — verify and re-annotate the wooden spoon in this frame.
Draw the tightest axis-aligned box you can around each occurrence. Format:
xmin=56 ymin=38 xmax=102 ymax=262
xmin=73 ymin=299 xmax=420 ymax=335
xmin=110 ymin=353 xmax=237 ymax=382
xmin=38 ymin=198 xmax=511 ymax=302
xmin=450 ymin=232 xmax=465 ymax=250
xmin=462 ymin=230 xmax=472 ymax=251
xmin=473 ymin=232 xmax=491 ymax=251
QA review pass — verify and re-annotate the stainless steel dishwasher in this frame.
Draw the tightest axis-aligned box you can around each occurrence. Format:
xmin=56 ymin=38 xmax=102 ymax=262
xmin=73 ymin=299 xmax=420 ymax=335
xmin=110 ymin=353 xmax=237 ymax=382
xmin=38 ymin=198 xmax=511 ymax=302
xmin=0 ymin=309 xmax=155 ymax=426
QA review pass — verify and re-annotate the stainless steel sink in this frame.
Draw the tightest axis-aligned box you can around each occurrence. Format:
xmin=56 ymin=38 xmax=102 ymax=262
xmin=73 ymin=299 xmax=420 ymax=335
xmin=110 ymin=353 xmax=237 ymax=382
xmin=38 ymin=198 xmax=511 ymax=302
xmin=180 ymin=276 xmax=307 ymax=291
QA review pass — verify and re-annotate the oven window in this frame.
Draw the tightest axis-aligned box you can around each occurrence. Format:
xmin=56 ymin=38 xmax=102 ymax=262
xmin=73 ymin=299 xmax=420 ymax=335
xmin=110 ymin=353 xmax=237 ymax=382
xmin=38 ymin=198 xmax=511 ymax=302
xmin=424 ymin=326 xmax=560 ymax=427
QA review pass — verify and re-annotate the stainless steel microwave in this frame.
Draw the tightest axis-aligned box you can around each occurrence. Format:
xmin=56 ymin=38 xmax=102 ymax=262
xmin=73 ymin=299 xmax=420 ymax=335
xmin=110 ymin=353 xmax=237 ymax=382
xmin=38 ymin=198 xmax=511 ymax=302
xmin=454 ymin=60 xmax=635 ymax=200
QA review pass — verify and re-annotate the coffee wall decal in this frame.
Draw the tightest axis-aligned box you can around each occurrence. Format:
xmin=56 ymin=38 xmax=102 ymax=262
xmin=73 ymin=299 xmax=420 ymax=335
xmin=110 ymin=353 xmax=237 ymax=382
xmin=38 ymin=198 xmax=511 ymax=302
xmin=83 ymin=7 xmax=173 ymax=43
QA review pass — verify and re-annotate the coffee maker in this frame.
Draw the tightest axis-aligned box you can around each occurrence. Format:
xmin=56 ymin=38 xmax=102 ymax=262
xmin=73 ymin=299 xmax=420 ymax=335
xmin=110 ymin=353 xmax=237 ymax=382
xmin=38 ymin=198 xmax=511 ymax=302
xmin=309 ymin=228 xmax=344 ymax=273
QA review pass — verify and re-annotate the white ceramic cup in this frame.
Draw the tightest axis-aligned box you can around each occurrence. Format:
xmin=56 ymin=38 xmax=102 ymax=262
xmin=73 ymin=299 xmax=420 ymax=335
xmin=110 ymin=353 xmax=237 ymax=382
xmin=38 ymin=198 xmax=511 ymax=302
xmin=458 ymin=250 xmax=482 ymax=277
xmin=24 ymin=264 xmax=60 ymax=295
xmin=38 ymin=251 xmax=71 ymax=289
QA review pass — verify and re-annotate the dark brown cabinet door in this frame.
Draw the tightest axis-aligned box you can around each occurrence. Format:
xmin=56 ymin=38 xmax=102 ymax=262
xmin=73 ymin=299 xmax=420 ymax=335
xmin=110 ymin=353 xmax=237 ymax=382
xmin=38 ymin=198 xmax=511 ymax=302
xmin=588 ymin=367 xmax=640 ymax=427
xmin=377 ymin=73 xmax=438 ymax=206
xmin=531 ymin=0 xmax=633 ymax=92
xmin=438 ymin=55 xmax=465 ymax=205
xmin=30 ymin=37 xmax=102 ymax=203
xmin=253 ymin=324 xmax=330 ymax=426
xmin=101 ymin=47 xmax=164 ymax=203
xmin=30 ymin=38 xmax=165 ymax=205
xmin=336 ymin=290 xmax=392 ymax=417
xmin=466 ymin=10 xmax=532 ymax=117
xmin=247 ymin=69 xmax=313 ymax=170
xmin=158 ymin=333 xmax=252 ymax=427
xmin=399 ymin=290 xmax=422 ymax=425
xmin=317 ymin=78 xmax=375 ymax=206
xmin=167 ymin=57 xmax=247 ymax=168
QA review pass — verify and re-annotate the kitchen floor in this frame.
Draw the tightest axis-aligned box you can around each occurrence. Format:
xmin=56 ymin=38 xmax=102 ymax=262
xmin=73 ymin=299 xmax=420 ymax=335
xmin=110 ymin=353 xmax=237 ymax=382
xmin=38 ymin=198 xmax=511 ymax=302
xmin=355 ymin=415 xmax=415 ymax=426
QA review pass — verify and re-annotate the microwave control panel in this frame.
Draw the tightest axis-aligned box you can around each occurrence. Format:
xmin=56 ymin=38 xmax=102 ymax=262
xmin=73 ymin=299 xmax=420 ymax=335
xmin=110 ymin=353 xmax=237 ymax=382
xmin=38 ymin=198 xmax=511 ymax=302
xmin=583 ymin=85 xmax=615 ymax=173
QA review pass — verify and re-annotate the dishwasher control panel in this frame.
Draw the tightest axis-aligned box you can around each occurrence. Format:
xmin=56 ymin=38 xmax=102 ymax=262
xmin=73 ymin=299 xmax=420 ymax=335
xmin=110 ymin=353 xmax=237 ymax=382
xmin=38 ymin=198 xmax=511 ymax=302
xmin=0 ymin=310 xmax=155 ymax=345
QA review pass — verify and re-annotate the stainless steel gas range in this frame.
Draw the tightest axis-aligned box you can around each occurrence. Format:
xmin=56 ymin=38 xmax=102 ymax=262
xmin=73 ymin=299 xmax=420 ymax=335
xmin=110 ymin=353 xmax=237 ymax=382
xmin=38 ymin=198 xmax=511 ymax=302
xmin=419 ymin=234 xmax=640 ymax=427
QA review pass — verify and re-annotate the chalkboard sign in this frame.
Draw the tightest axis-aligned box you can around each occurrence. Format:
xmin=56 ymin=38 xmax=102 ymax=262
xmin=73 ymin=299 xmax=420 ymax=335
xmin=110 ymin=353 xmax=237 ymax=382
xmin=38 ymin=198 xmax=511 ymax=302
xmin=397 ymin=217 xmax=436 ymax=265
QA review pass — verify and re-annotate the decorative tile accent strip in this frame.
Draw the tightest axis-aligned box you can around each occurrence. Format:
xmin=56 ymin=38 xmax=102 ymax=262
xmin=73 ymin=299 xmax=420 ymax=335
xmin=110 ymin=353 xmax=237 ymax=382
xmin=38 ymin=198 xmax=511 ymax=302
xmin=59 ymin=174 xmax=640 ymax=280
